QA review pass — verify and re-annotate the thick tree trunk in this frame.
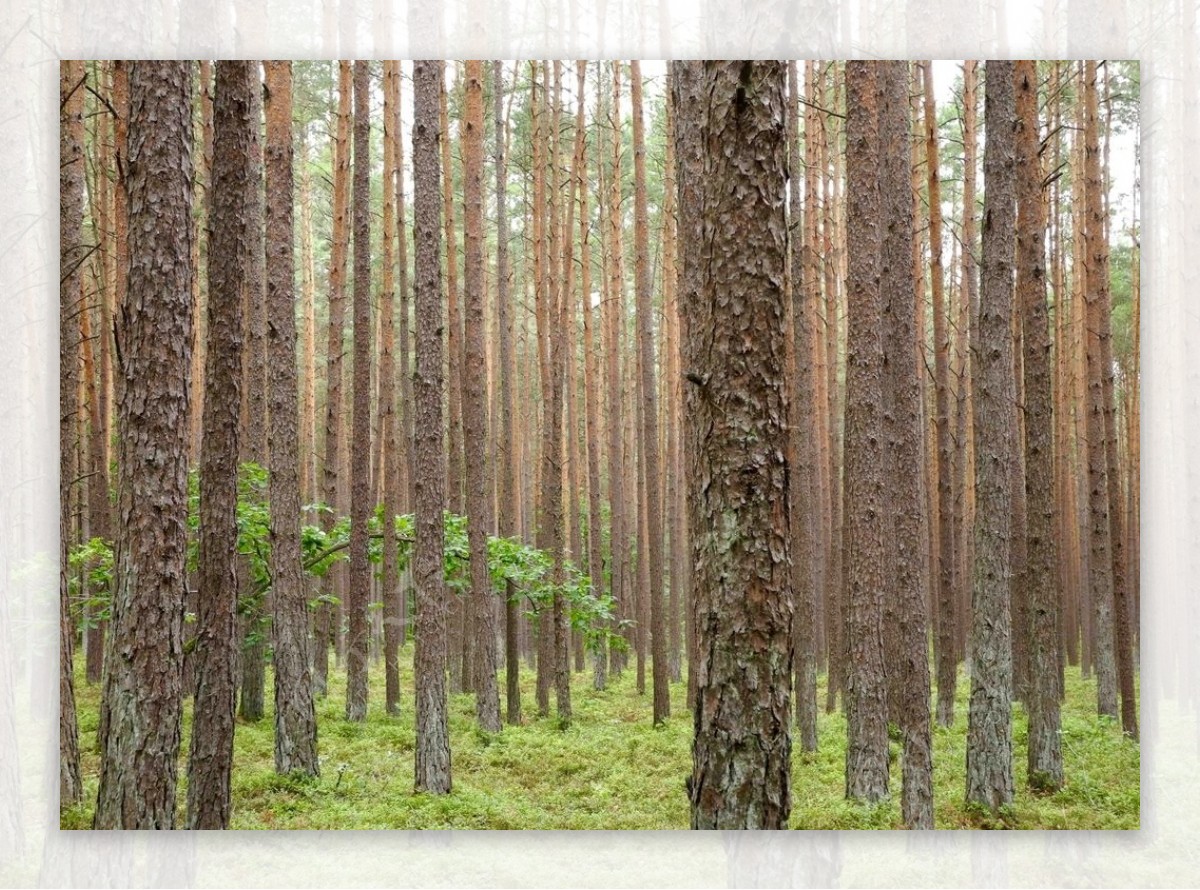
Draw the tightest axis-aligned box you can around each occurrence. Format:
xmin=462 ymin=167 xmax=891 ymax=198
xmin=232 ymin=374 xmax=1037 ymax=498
xmin=678 ymin=60 xmax=793 ymax=831
xmin=94 ymin=60 xmax=194 ymax=830
xmin=346 ymin=59 xmax=372 ymax=722
xmin=965 ymin=60 xmax=1017 ymax=813
xmin=412 ymin=59 xmax=452 ymax=794
xmin=263 ymin=61 xmax=320 ymax=776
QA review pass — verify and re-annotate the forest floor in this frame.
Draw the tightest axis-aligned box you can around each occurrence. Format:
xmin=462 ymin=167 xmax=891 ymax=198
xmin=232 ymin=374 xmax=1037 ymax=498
xmin=63 ymin=651 xmax=1138 ymax=830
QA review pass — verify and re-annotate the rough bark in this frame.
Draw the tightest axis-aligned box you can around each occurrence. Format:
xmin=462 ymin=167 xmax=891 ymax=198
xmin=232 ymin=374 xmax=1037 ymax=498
xmin=629 ymin=61 xmax=669 ymax=725
xmin=678 ymin=60 xmax=793 ymax=831
xmin=59 ymin=59 xmax=85 ymax=807
xmin=187 ymin=60 xmax=251 ymax=832
xmin=412 ymin=59 xmax=452 ymax=794
xmin=1015 ymin=59 xmax=1064 ymax=790
xmin=263 ymin=60 xmax=319 ymax=777
xmin=94 ymin=60 xmax=194 ymax=831
xmin=346 ymin=59 xmax=372 ymax=722
xmin=843 ymin=60 xmax=890 ymax=805
xmin=462 ymin=60 xmax=502 ymax=733
xmin=879 ymin=60 xmax=934 ymax=828
xmin=965 ymin=60 xmax=1017 ymax=812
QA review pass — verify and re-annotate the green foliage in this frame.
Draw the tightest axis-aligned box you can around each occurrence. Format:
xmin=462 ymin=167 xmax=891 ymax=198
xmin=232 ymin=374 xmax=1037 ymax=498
xmin=77 ymin=462 xmax=618 ymax=658
xmin=66 ymin=537 xmax=113 ymax=627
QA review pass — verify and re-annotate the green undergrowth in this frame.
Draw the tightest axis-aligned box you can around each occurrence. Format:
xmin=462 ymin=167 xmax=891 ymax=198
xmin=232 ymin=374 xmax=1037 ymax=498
xmin=63 ymin=653 xmax=1138 ymax=830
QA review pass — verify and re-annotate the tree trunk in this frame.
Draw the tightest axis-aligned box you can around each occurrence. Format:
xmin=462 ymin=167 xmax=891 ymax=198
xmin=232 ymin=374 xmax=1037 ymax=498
xmin=345 ymin=59 xmax=372 ymax=722
xmin=316 ymin=61 xmax=352 ymax=697
xmin=1015 ymin=59 xmax=1064 ymax=790
xmin=494 ymin=61 xmax=522 ymax=723
xmin=880 ymin=60 xmax=934 ymax=828
xmin=59 ymin=58 xmax=85 ymax=807
xmin=629 ymin=61 xmax=669 ymax=725
xmin=264 ymin=60 xmax=320 ymax=775
xmin=605 ymin=61 xmax=628 ymax=681
xmin=461 ymin=59 xmax=502 ymax=732
xmin=381 ymin=60 xmax=402 ymax=716
xmin=187 ymin=60 xmax=251 ymax=831
xmin=965 ymin=60 xmax=1017 ymax=813
xmin=677 ymin=60 xmax=793 ymax=831
xmin=922 ymin=61 xmax=958 ymax=728
xmin=237 ymin=66 xmax=267 ymax=725
xmin=412 ymin=59 xmax=452 ymax=794
xmin=843 ymin=60 xmax=890 ymax=805
xmin=787 ymin=60 xmax=819 ymax=755
xmin=94 ymin=60 xmax=194 ymax=830
xmin=1083 ymin=60 xmax=1119 ymax=719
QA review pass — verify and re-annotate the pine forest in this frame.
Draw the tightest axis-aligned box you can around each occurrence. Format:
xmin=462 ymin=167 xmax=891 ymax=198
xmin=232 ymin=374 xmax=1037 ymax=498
xmin=59 ymin=59 xmax=1140 ymax=830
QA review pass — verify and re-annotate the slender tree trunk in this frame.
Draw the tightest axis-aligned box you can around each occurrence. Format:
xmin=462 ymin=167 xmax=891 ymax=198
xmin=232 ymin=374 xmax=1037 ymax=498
xmin=677 ymin=60 xmax=793 ymax=831
xmin=843 ymin=60 xmax=890 ymax=805
xmin=317 ymin=62 xmax=352 ymax=697
xmin=823 ymin=64 xmax=846 ymax=715
xmin=965 ymin=60 xmax=1017 ymax=813
xmin=662 ymin=80 xmax=686 ymax=687
xmin=381 ymin=60 xmax=403 ymax=716
xmin=546 ymin=61 xmax=572 ymax=724
xmin=605 ymin=61 xmax=628 ymax=681
xmin=1083 ymin=60 xmax=1119 ymax=719
xmin=238 ymin=64 xmax=267 ymax=725
xmin=629 ymin=61 xmax=669 ymax=725
xmin=299 ymin=128 xmax=319 ymax=505
xmin=923 ymin=61 xmax=958 ymax=728
xmin=787 ymin=60 xmax=818 ymax=754
xmin=345 ymin=59 xmax=372 ymax=722
xmin=879 ymin=60 xmax=934 ymax=829
xmin=188 ymin=60 xmax=250 ymax=831
xmin=59 ymin=59 xmax=85 ymax=807
xmin=494 ymin=61 xmax=522 ymax=723
xmin=263 ymin=61 xmax=320 ymax=775
xmin=580 ymin=74 xmax=608 ymax=690
xmin=1015 ymin=59 xmax=1064 ymax=790
xmin=461 ymin=60 xmax=502 ymax=732
xmin=1096 ymin=71 xmax=1138 ymax=740
xmin=412 ymin=59 xmax=452 ymax=794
